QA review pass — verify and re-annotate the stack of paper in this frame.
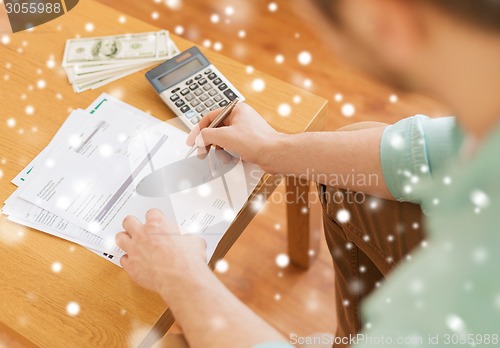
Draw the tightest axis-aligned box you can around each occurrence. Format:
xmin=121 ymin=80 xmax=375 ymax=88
xmin=2 ymin=94 xmax=264 ymax=267
xmin=63 ymin=31 xmax=180 ymax=93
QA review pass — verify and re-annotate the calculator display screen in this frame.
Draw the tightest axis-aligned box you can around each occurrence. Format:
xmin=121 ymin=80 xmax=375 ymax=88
xmin=158 ymin=59 xmax=203 ymax=87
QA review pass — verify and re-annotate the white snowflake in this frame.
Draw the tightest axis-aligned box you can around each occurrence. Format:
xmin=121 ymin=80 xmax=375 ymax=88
xmin=174 ymin=25 xmax=184 ymax=35
xmin=275 ymin=253 xmax=290 ymax=268
xmin=341 ymin=103 xmax=355 ymax=117
xmin=25 ymin=105 xmax=35 ymax=115
xmin=471 ymin=247 xmax=488 ymax=263
xmin=165 ymin=0 xmax=182 ymax=10
xmin=210 ymin=14 xmax=220 ymax=23
xmin=224 ymin=6 xmax=234 ymax=16
xmin=409 ymin=279 xmax=424 ymax=294
xmin=222 ymin=209 xmax=235 ymax=221
xmin=275 ymin=54 xmax=284 ymax=64
xmin=197 ymin=183 xmax=211 ymax=197
xmin=390 ymin=133 xmax=405 ymax=150
xmin=46 ymin=57 xmax=56 ymax=69
xmin=251 ymin=78 xmax=265 ymax=92
xmin=268 ymin=2 xmax=278 ymax=12
xmin=445 ymin=314 xmax=466 ymax=334
xmin=470 ymin=190 xmax=489 ymax=209
xmin=213 ymin=41 xmax=223 ymax=51
xmin=52 ymin=262 xmax=63 ymax=273
xmin=336 ymin=209 xmax=350 ymax=223
xmin=297 ymin=51 xmax=312 ymax=65
xmin=36 ymin=79 xmax=46 ymax=89
xmin=1 ymin=35 xmax=10 ymax=45
xmin=215 ymin=259 xmax=229 ymax=273
xmin=66 ymin=302 xmax=80 ymax=316
xmin=278 ymin=103 xmax=291 ymax=117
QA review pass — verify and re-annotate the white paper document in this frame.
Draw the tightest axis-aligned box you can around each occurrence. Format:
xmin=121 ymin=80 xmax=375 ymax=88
xmin=3 ymin=93 xmax=263 ymax=266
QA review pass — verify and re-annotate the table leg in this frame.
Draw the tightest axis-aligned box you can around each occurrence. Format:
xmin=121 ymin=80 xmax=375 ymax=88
xmin=286 ymin=178 xmax=321 ymax=269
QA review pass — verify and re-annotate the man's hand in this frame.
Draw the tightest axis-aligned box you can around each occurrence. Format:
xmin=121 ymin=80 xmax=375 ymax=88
xmin=115 ymin=209 xmax=207 ymax=296
xmin=117 ymin=210 xmax=288 ymax=347
xmin=186 ymin=102 xmax=285 ymax=172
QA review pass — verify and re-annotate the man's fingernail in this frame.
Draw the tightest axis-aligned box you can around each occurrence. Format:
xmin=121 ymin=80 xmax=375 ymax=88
xmin=195 ymin=134 xmax=204 ymax=147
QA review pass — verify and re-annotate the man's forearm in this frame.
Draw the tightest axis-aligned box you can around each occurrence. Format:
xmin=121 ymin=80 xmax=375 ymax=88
xmin=160 ymin=263 xmax=287 ymax=348
xmin=264 ymin=127 xmax=394 ymax=200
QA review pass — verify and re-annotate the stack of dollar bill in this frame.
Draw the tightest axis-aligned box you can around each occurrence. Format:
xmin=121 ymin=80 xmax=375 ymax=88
xmin=63 ymin=30 xmax=180 ymax=93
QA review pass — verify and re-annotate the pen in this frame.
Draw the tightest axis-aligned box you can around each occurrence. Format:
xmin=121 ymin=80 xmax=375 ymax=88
xmin=184 ymin=97 xmax=240 ymax=158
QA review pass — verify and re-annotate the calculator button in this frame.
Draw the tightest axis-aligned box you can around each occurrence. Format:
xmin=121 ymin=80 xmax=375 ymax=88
xmin=201 ymin=110 xmax=210 ymax=117
xmin=175 ymin=100 xmax=185 ymax=107
xmin=208 ymin=73 xmax=217 ymax=80
xmin=181 ymin=88 xmax=189 ymax=96
xmin=195 ymin=105 xmax=206 ymax=113
xmin=204 ymin=69 xmax=212 ymax=75
xmin=186 ymin=79 xmax=193 ymax=85
xmin=223 ymin=89 xmax=237 ymax=101
xmin=194 ymin=74 xmax=202 ymax=80
xmin=203 ymin=84 xmax=213 ymax=91
xmin=208 ymin=89 xmax=218 ymax=96
xmin=170 ymin=94 xmax=180 ymax=102
xmin=189 ymin=83 xmax=199 ymax=91
xmin=213 ymin=78 xmax=222 ymax=85
xmin=185 ymin=110 xmax=197 ymax=119
xmin=199 ymin=94 xmax=209 ymax=102
xmin=219 ymin=100 xmax=228 ymax=107
xmin=191 ymin=117 xmax=200 ymax=125
xmin=185 ymin=93 xmax=195 ymax=101
xmin=190 ymin=99 xmax=200 ymax=107
xmin=218 ymin=83 xmax=227 ymax=91
xmin=198 ymin=78 xmax=207 ymax=85
xmin=194 ymin=89 xmax=204 ymax=96
xmin=180 ymin=105 xmax=190 ymax=113
xmin=205 ymin=100 xmax=215 ymax=107
xmin=171 ymin=87 xmax=180 ymax=93
xmin=210 ymin=106 xmax=219 ymax=111
xmin=213 ymin=95 xmax=223 ymax=102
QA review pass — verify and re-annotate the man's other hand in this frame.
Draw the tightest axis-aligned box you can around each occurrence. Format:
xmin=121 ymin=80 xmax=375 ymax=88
xmin=116 ymin=209 xmax=207 ymax=296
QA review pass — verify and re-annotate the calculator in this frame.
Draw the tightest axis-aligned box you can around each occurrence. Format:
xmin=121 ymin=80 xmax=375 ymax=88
xmin=145 ymin=46 xmax=245 ymax=130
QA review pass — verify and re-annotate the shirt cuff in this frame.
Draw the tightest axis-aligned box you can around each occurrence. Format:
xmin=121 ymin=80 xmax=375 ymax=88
xmin=380 ymin=115 xmax=432 ymax=204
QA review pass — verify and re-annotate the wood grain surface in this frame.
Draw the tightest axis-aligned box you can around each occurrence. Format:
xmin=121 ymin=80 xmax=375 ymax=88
xmin=0 ymin=0 xmax=329 ymax=346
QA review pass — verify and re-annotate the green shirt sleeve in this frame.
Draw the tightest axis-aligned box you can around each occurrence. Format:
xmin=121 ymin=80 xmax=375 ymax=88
xmin=380 ymin=115 xmax=463 ymax=205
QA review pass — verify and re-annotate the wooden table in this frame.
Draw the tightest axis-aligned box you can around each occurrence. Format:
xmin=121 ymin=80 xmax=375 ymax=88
xmin=0 ymin=1 xmax=327 ymax=346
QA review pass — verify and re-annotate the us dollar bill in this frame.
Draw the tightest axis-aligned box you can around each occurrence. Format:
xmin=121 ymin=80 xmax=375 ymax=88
xmin=63 ymin=30 xmax=171 ymax=67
